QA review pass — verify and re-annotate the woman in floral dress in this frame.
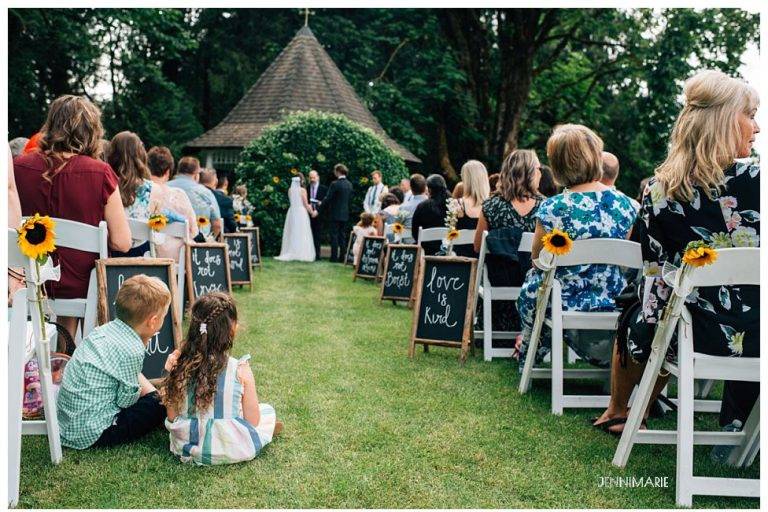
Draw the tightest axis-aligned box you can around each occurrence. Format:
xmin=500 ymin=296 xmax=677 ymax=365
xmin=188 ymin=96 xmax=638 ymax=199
xmin=595 ymin=70 xmax=759 ymax=436
xmin=516 ymin=125 xmax=637 ymax=369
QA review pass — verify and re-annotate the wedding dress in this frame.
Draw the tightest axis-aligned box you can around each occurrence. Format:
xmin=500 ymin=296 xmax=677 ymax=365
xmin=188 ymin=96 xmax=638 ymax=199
xmin=275 ymin=177 xmax=316 ymax=262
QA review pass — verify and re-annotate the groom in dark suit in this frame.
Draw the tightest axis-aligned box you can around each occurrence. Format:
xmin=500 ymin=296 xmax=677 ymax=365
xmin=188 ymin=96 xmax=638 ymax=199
xmin=307 ymin=169 xmax=327 ymax=260
xmin=319 ymin=163 xmax=353 ymax=262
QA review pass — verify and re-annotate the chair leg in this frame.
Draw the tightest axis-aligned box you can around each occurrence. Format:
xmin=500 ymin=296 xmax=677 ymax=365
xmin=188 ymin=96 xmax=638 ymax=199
xmin=695 ymin=379 xmax=715 ymax=399
xmin=550 ymin=296 xmax=563 ymax=415
xmin=8 ymin=291 xmax=27 ymax=507
xmin=30 ymin=316 xmax=63 ymax=465
xmin=483 ymin=291 xmax=492 ymax=362
xmin=728 ymin=397 xmax=760 ymax=468
xmin=676 ymin=322 xmax=695 ymax=507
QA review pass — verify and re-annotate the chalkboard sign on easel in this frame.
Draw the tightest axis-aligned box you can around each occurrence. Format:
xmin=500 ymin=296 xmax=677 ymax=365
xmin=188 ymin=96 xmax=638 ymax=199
xmin=344 ymin=231 xmax=356 ymax=266
xmin=410 ymin=255 xmax=477 ymax=363
xmin=354 ymin=235 xmax=385 ymax=281
xmin=95 ymin=258 xmax=182 ymax=380
xmin=187 ymin=242 xmax=232 ymax=300
xmin=239 ymin=227 xmax=262 ymax=270
xmin=380 ymin=244 xmax=421 ymax=304
xmin=223 ymin=233 xmax=253 ymax=287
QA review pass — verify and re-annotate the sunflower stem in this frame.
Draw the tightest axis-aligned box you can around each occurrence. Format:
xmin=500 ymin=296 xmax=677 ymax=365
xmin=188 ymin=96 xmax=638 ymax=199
xmin=34 ymin=261 xmax=51 ymax=370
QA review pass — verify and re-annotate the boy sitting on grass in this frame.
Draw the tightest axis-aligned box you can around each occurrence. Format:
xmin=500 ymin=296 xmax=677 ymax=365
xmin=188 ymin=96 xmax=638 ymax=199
xmin=57 ymin=274 xmax=171 ymax=449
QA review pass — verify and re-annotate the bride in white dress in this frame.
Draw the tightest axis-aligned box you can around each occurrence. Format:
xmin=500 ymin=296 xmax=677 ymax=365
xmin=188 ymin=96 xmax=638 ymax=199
xmin=275 ymin=176 xmax=316 ymax=261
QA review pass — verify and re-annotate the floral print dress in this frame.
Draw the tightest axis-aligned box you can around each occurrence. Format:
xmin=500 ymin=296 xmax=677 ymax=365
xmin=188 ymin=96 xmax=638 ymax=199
xmin=626 ymin=162 xmax=759 ymax=362
xmin=517 ymin=189 xmax=637 ymax=368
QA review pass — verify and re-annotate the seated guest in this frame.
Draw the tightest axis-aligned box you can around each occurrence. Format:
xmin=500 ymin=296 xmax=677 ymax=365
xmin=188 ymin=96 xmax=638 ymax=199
xmin=635 ymin=176 xmax=651 ymax=203
xmin=473 ymin=150 xmax=543 ymax=335
xmin=352 ymin=212 xmax=378 ymax=265
xmin=9 ymin=137 xmax=28 ymax=158
xmin=168 ymin=157 xmax=222 ymax=239
xmin=399 ymin=173 xmax=428 ymax=239
xmin=147 ymin=146 xmax=200 ymax=258
xmin=412 ymin=174 xmax=450 ymax=255
xmin=15 ymin=95 xmax=131 ymax=338
xmin=537 ymin=164 xmax=558 ymax=197
xmin=452 ymin=181 xmax=464 ymax=199
xmin=106 ymin=131 xmax=160 ymax=257
xmin=595 ymin=70 xmax=760 ymax=443
xmin=200 ymin=169 xmax=236 ymax=233
xmin=488 ymin=173 xmax=500 ymax=194
xmin=600 ymin=151 xmax=640 ymax=212
xmin=454 ymin=160 xmax=490 ymax=257
xmin=516 ymin=124 xmax=637 ymax=369
xmin=8 ymin=147 xmax=24 ymax=300
xmin=399 ymin=178 xmax=412 ymax=201
xmin=57 ymin=275 xmax=170 ymax=449
xmin=163 ymin=292 xmax=281 ymax=465
xmin=377 ymin=193 xmax=402 ymax=240
xmin=388 ymin=185 xmax=404 ymax=204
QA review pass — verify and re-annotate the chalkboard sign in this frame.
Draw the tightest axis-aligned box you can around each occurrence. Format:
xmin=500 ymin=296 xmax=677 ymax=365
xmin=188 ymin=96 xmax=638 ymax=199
xmin=354 ymin=235 xmax=385 ymax=280
xmin=380 ymin=244 xmax=421 ymax=303
xmin=223 ymin=233 xmax=253 ymax=287
xmin=186 ymin=242 xmax=232 ymax=300
xmin=95 ymin=258 xmax=182 ymax=380
xmin=410 ymin=256 xmax=477 ymax=363
xmin=344 ymin=231 xmax=356 ymax=266
xmin=240 ymin=227 xmax=262 ymax=269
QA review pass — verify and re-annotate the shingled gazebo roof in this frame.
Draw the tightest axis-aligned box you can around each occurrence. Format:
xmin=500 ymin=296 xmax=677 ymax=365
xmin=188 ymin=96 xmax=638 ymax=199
xmin=186 ymin=26 xmax=420 ymax=163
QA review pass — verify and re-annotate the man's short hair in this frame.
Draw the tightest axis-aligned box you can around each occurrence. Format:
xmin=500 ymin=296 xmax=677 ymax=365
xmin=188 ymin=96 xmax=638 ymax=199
xmin=601 ymin=151 xmax=620 ymax=183
xmin=217 ymin=174 xmax=228 ymax=189
xmin=371 ymin=170 xmax=382 ymax=179
xmin=177 ymin=156 xmax=200 ymax=176
xmin=334 ymin=163 xmax=348 ymax=176
xmin=199 ymin=168 xmax=217 ymax=186
xmin=147 ymin=146 xmax=175 ymax=178
xmin=409 ymin=173 xmax=427 ymax=195
xmin=115 ymin=275 xmax=171 ymax=327
xmin=9 ymin=137 xmax=29 ymax=157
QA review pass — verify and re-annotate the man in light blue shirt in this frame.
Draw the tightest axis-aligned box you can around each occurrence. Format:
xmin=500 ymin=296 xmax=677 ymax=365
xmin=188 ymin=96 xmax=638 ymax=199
xmin=168 ymin=156 xmax=222 ymax=238
xmin=398 ymin=173 xmax=428 ymax=242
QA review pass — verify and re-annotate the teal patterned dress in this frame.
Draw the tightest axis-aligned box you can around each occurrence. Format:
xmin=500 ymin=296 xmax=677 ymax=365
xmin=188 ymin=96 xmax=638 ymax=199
xmin=517 ymin=189 xmax=637 ymax=368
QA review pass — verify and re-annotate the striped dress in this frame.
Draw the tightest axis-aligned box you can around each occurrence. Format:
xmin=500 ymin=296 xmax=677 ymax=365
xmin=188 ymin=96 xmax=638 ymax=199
xmin=165 ymin=355 xmax=277 ymax=465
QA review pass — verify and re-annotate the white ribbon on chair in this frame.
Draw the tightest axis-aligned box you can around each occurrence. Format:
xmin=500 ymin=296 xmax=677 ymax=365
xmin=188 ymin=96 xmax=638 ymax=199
xmin=26 ymin=257 xmax=61 ymax=286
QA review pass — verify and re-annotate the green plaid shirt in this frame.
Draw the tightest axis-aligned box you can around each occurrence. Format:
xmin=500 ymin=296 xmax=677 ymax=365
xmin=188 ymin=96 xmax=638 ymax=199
xmin=57 ymin=319 xmax=146 ymax=449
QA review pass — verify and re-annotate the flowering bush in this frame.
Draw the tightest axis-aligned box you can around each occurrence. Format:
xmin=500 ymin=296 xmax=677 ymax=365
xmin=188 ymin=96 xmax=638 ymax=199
xmin=236 ymin=110 xmax=410 ymax=255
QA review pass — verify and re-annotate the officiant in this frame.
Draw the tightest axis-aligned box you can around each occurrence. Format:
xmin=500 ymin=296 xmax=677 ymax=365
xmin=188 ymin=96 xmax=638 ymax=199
xmin=307 ymin=169 xmax=327 ymax=260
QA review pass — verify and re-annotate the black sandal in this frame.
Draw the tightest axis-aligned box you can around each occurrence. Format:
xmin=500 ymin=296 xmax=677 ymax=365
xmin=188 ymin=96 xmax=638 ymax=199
xmin=607 ymin=418 xmax=648 ymax=437
xmin=589 ymin=417 xmax=628 ymax=431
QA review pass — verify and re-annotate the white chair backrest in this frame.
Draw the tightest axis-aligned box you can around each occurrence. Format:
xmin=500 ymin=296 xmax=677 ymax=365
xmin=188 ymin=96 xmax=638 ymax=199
xmin=383 ymin=223 xmax=413 ymax=241
xmin=418 ymin=227 xmax=475 ymax=246
xmin=7 ymin=228 xmax=26 ymax=267
xmin=475 ymin=230 xmax=535 ymax=297
xmin=554 ymin=239 xmax=642 ymax=269
xmin=28 ymin=218 xmax=108 ymax=258
xmin=127 ymin=218 xmax=152 ymax=245
xmin=163 ymin=220 xmax=189 ymax=241
xmin=688 ymin=247 xmax=760 ymax=287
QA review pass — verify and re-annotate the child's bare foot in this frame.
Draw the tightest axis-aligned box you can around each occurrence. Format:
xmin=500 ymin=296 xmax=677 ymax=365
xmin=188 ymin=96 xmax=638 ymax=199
xmin=273 ymin=420 xmax=284 ymax=436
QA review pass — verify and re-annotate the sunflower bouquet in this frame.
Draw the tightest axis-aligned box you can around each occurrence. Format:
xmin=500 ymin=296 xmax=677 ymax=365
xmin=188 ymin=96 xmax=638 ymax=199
xmin=442 ymin=198 xmax=462 ymax=255
xmin=148 ymin=213 xmax=168 ymax=232
xmin=17 ymin=214 xmax=58 ymax=359
xmin=391 ymin=210 xmax=409 ymax=243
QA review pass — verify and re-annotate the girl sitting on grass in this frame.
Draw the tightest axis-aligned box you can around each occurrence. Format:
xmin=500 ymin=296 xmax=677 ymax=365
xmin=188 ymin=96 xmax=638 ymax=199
xmin=352 ymin=212 xmax=378 ymax=265
xmin=162 ymin=292 xmax=282 ymax=465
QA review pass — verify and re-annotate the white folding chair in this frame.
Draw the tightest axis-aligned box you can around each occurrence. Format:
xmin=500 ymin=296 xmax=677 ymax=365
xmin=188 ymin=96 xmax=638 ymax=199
xmin=519 ymin=238 xmax=643 ymax=414
xmin=611 ymin=248 xmax=759 ymax=506
xmin=383 ymin=223 xmax=412 ymax=242
xmin=127 ymin=218 xmax=154 ymax=257
xmin=473 ymin=231 xmax=534 ymax=360
xmin=417 ymin=227 xmax=475 ymax=254
xmin=156 ymin=220 xmax=189 ymax=319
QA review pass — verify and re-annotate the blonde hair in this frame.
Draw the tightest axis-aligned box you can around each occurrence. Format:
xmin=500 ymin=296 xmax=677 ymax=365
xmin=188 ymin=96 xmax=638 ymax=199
xmin=546 ymin=124 xmax=604 ymax=187
xmin=38 ymin=95 xmax=105 ymax=181
xmin=115 ymin=275 xmax=171 ymax=327
xmin=655 ymin=70 xmax=759 ymax=201
xmin=460 ymin=160 xmax=490 ymax=205
xmin=499 ymin=149 xmax=540 ymax=202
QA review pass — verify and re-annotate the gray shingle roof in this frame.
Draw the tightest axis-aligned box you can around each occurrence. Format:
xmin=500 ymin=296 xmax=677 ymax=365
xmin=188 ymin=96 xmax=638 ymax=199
xmin=186 ymin=26 xmax=420 ymax=163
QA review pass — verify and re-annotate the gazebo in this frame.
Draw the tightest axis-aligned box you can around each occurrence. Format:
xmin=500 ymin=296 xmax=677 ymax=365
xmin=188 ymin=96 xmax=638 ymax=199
xmin=185 ymin=25 xmax=420 ymax=172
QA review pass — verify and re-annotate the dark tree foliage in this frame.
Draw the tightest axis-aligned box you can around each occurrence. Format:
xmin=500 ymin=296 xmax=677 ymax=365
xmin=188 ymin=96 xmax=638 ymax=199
xmin=8 ymin=8 xmax=757 ymax=193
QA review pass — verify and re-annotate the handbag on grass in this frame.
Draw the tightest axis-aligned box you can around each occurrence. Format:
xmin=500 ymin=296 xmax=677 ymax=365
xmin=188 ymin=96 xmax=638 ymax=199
xmin=22 ymin=321 xmax=76 ymax=421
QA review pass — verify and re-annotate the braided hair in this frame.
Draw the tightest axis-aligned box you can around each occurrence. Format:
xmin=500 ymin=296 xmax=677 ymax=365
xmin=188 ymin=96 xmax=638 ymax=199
xmin=161 ymin=292 xmax=238 ymax=413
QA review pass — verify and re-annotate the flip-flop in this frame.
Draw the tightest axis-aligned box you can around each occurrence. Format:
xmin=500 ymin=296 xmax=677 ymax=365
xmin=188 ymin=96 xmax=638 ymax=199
xmin=590 ymin=417 xmax=628 ymax=431
xmin=607 ymin=418 xmax=647 ymax=437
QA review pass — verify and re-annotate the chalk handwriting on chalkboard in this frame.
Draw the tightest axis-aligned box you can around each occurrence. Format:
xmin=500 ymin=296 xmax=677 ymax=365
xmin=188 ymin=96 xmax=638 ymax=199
xmin=228 ymin=238 xmax=244 ymax=272
xmin=359 ymin=238 xmax=384 ymax=275
xmin=385 ymin=249 xmax=414 ymax=287
xmin=422 ymin=265 xmax=466 ymax=328
xmin=145 ymin=332 xmax=169 ymax=355
xmin=193 ymin=249 xmax=221 ymax=278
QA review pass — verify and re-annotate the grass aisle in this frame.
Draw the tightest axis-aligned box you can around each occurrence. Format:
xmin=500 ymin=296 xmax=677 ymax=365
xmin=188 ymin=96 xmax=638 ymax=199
xmin=19 ymin=260 xmax=758 ymax=508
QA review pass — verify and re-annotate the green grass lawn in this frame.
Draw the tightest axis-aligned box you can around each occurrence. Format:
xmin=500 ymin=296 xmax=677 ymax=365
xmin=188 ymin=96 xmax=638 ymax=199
xmin=18 ymin=260 xmax=759 ymax=508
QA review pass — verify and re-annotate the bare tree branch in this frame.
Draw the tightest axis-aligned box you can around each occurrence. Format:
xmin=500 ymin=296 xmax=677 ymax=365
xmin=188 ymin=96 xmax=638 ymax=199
xmin=373 ymin=38 xmax=409 ymax=82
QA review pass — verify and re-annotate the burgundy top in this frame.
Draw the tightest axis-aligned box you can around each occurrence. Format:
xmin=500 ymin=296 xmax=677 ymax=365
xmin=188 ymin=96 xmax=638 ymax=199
xmin=15 ymin=152 xmax=118 ymax=299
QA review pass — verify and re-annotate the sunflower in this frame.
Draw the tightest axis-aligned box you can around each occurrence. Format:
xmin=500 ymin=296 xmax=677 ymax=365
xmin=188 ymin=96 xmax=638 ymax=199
xmin=245 ymin=215 xmax=252 ymax=222
xmin=234 ymin=213 xmax=241 ymax=222
xmin=392 ymin=222 xmax=404 ymax=235
xmin=272 ymin=176 xmax=280 ymax=184
xmin=446 ymin=228 xmax=460 ymax=241
xmin=541 ymin=228 xmax=573 ymax=256
xmin=197 ymin=216 xmax=210 ymax=228
xmin=148 ymin=214 xmax=168 ymax=232
xmin=18 ymin=214 xmax=56 ymax=262
xmin=290 ymin=168 xmax=299 ymax=175
xmin=682 ymin=241 xmax=718 ymax=267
